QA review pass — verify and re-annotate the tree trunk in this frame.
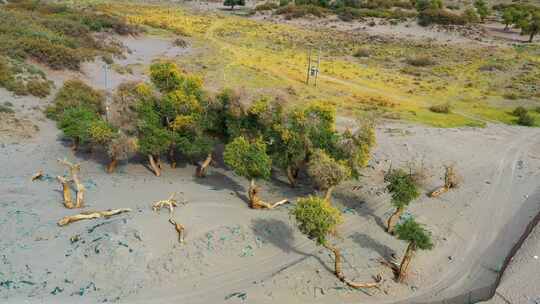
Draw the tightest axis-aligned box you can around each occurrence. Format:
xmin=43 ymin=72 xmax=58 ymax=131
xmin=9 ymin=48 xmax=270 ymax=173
xmin=286 ymin=165 xmax=296 ymax=187
xmin=196 ymin=153 xmax=213 ymax=178
xmin=324 ymin=243 xmax=382 ymax=288
xmin=324 ymin=186 xmax=334 ymax=203
xmin=387 ymin=206 xmax=403 ymax=234
xmin=248 ymin=179 xmax=262 ymax=209
xmin=247 ymin=179 xmax=288 ymax=209
xmin=398 ymin=242 xmax=416 ymax=282
xmin=57 ymin=176 xmax=74 ymax=209
xmin=148 ymin=154 xmax=161 ymax=177
xmin=72 ymin=137 xmax=80 ymax=151
xmin=58 ymin=159 xmax=84 ymax=208
xmin=106 ymin=155 xmax=118 ymax=174
xmin=504 ymin=23 xmax=509 ymax=31
xmin=169 ymin=146 xmax=176 ymax=168
xmin=529 ymin=32 xmax=535 ymax=43
xmin=324 ymin=243 xmax=344 ymax=281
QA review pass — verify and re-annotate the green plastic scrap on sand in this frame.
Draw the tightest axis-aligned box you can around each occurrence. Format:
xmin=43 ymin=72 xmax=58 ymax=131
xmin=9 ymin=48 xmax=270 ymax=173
xmin=51 ymin=286 xmax=63 ymax=295
xmin=240 ymin=245 xmax=253 ymax=257
xmin=225 ymin=291 xmax=247 ymax=301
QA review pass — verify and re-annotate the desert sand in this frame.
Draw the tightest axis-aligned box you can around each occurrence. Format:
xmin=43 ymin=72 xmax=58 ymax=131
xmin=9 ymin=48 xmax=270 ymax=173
xmin=1 ymin=33 xmax=540 ymax=304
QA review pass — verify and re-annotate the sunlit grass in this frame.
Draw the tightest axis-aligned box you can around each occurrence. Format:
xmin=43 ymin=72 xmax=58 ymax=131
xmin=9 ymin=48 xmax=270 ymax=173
xmin=97 ymin=2 xmax=540 ymax=128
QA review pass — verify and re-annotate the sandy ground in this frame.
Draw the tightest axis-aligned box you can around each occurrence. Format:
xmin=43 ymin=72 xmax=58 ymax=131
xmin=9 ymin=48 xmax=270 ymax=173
xmin=1 ymin=34 xmax=540 ymax=304
xmin=485 ymin=224 xmax=540 ymax=304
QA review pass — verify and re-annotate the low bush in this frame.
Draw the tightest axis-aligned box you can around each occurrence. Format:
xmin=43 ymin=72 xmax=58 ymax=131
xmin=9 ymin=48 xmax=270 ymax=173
xmin=275 ymin=4 xmax=330 ymax=18
xmin=418 ymin=9 xmax=471 ymax=26
xmin=0 ymin=0 xmax=140 ymax=72
xmin=503 ymin=92 xmax=520 ymax=100
xmin=517 ymin=112 xmax=535 ymax=126
xmin=255 ymin=2 xmax=280 ymax=11
xmin=0 ymin=104 xmax=15 ymax=113
xmin=336 ymin=6 xmax=416 ymax=20
xmin=429 ymin=103 xmax=451 ymax=113
xmin=405 ymin=55 xmax=436 ymax=67
xmin=26 ymin=79 xmax=52 ymax=98
xmin=353 ymin=48 xmax=371 ymax=57
xmin=512 ymin=106 xmax=527 ymax=117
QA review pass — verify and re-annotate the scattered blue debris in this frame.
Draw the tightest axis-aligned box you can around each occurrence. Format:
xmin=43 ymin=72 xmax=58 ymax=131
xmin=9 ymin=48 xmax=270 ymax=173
xmin=240 ymin=245 xmax=253 ymax=257
xmin=225 ymin=291 xmax=247 ymax=301
xmin=51 ymin=286 xmax=63 ymax=295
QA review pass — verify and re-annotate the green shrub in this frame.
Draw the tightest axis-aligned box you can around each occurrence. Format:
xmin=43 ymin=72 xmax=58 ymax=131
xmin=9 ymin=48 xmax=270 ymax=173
xmin=26 ymin=79 xmax=52 ymax=98
xmin=429 ymin=103 xmax=451 ymax=113
xmin=0 ymin=104 xmax=15 ymax=113
xmin=418 ymin=9 xmax=470 ymax=26
xmin=512 ymin=106 xmax=527 ymax=117
xmin=0 ymin=1 xmax=139 ymax=72
xmin=517 ymin=112 xmax=535 ymax=126
xmin=385 ymin=168 xmax=419 ymax=208
xmin=504 ymin=92 xmax=520 ymax=100
xmin=255 ymin=2 xmax=279 ymax=10
xmin=292 ymin=195 xmax=342 ymax=245
xmin=415 ymin=0 xmax=442 ymax=11
xmin=47 ymin=80 xmax=105 ymax=120
xmin=58 ymin=106 xmax=100 ymax=144
xmin=337 ymin=6 xmax=416 ymax=20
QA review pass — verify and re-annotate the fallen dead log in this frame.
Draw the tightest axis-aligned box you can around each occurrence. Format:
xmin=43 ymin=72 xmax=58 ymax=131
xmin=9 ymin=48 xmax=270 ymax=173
xmin=57 ymin=208 xmax=132 ymax=226
xmin=169 ymin=218 xmax=185 ymax=244
xmin=31 ymin=170 xmax=44 ymax=181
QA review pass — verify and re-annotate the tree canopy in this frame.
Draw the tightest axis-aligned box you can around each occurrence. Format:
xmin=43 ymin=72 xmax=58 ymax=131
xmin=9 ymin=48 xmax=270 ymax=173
xmin=292 ymin=195 xmax=343 ymax=246
xmin=395 ymin=217 xmax=434 ymax=250
xmin=385 ymin=168 xmax=420 ymax=209
xmin=223 ymin=136 xmax=272 ymax=181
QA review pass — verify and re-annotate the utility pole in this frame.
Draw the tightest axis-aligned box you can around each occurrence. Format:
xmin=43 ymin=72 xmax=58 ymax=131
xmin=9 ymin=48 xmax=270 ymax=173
xmin=306 ymin=49 xmax=312 ymax=85
xmin=103 ymin=63 xmax=111 ymax=122
xmin=306 ymin=48 xmax=321 ymax=87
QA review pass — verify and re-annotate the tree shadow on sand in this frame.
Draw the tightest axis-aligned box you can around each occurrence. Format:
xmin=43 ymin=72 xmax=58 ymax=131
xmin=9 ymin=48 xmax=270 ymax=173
xmin=194 ymin=170 xmax=250 ymax=203
xmin=349 ymin=232 xmax=395 ymax=261
xmin=333 ymin=191 xmax=387 ymax=231
xmin=251 ymin=218 xmax=333 ymax=275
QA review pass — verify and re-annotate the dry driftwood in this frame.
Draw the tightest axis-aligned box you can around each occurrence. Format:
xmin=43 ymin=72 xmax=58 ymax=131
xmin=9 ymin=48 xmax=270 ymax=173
xmin=31 ymin=170 xmax=44 ymax=181
xmin=196 ymin=153 xmax=213 ymax=178
xmin=152 ymin=193 xmax=187 ymax=215
xmin=344 ymin=274 xmax=383 ymax=289
xmin=57 ymin=208 xmax=132 ymax=226
xmin=58 ymin=159 xmax=85 ymax=208
xmin=248 ymin=180 xmax=289 ymax=209
xmin=57 ymin=176 xmax=74 ymax=209
xmin=169 ymin=218 xmax=185 ymax=244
